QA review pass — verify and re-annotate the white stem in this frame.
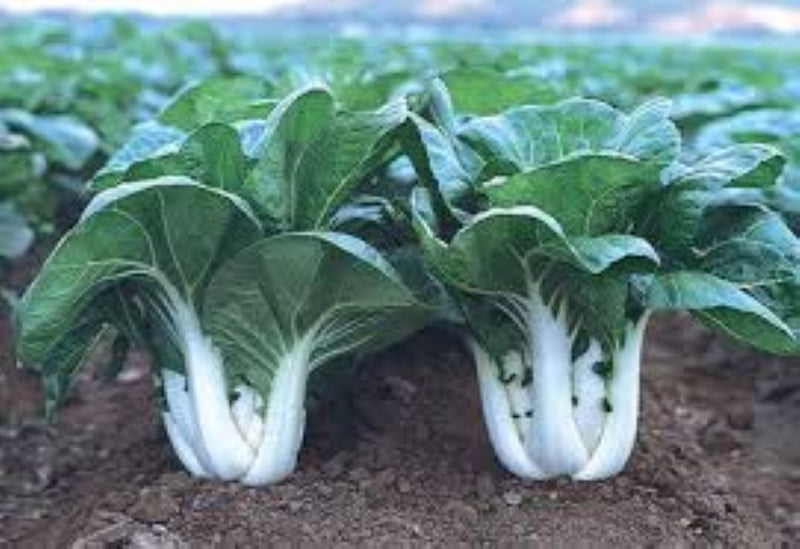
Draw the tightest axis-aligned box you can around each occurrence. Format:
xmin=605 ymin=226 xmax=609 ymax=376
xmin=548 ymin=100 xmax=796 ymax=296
xmin=173 ymin=301 xmax=255 ymax=480
xmin=525 ymin=293 xmax=589 ymax=476
xmin=162 ymin=369 xmax=214 ymax=475
xmin=571 ymin=339 xmax=606 ymax=453
xmin=232 ymin=385 xmax=266 ymax=450
xmin=470 ymin=339 xmax=546 ymax=479
xmin=162 ymin=411 xmax=211 ymax=478
xmin=502 ymin=351 xmax=533 ymax=441
xmin=162 ymin=370 xmax=200 ymax=450
xmin=573 ymin=314 xmax=649 ymax=481
xmin=241 ymin=340 xmax=312 ymax=485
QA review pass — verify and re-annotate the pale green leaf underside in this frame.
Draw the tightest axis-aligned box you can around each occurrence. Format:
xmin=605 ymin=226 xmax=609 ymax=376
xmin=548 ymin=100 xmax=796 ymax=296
xmin=203 ymin=232 xmax=430 ymax=398
xmin=0 ymin=202 xmax=34 ymax=259
xmin=91 ymin=121 xmax=185 ymax=190
xmin=17 ymin=177 xmax=261 ymax=365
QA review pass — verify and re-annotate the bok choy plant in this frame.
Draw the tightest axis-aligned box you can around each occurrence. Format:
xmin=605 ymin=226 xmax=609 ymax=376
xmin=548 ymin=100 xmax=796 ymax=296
xmin=15 ymin=83 xmax=429 ymax=485
xmin=407 ymin=86 xmax=800 ymax=480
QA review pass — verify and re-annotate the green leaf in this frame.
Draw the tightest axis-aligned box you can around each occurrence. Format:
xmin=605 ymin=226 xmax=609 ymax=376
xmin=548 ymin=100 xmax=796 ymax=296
xmin=644 ymin=271 xmax=796 ymax=354
xmin=416 ymin=205 xmax=657 ymax=351
xmin=0 ymin=131 xmax=41 ymax=197
xmin=671 ymin=82 xmax=765 ymax=125
xmin=695 ymin=109 xmax=800 ymax=153
xmin=0 ymin=202 xmax=34 ymax=259
xmin=91 ymin=121 xmax=185 ymax=190
xmin=417 ymin=206 xmax=658 ymax=297
xmin=401 ymin=113 xmax=481 ymax=216
xmin=334 ymin=69 xmax=417 ymax=110
xmin=16 ymin=177 xmax=261 ymax=367
xmin=246 ymin=86 xmax=407 ymax=230
xmin=461 ymin=98 xmax=679 ymax=176
xmin=158 ymin=76 xmax=275 ymax=131
xmin=667 ymin=144 xmax=784 ymax=189
xmin=37 ymin=285 xmax=144 ymax=417
xmin=440 ymin=68 xmax=560 ymax=116
xmin=0 ymin=109 xmax=98 ymax=171
xmin=694 ymin=207 xmax=800 ymax=351
xmin=203 ymin=232 xmax=430 ymax=398
xmin=486 ymin=155 xmax=661 ymax=235
xmin=640 ymin=145 xmax=785 ymax=257
xmin=114 ymin=124 xmax=249 ymax=192
xmin=39 ymin=309 xmax=108 ymax=417
xmin=243 ymin=87 xmax=336 ymax=226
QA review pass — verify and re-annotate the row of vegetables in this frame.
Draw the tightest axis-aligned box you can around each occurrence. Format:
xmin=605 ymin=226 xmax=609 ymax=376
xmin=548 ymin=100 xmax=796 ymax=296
xmin=14 ymin=75 xmax=800 ymax=484
xmin=0 ymin=18 xmax=233 ymax=273
xmin=5 ymin=17 xmax=800 ymax=271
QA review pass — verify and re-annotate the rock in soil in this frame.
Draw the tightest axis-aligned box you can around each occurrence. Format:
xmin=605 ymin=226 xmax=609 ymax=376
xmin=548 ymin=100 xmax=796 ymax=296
xmin=444 ymin=500 xmax=479 ymax=523
xmin=503 ymin=490 xmax=523 ymax=506
xmin=130 ymin=488 xmax=180 ymax=524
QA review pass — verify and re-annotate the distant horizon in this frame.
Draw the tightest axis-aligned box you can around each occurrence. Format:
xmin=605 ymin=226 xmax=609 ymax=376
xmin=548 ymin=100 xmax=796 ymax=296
xmin=2 ymin=0 xmax=800 ymax=35
xmin=0 ymin=0 xmax=310 ymax=16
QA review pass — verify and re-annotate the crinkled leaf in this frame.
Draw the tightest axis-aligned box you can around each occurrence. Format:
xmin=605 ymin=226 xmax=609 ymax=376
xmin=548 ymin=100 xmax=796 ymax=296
xmin=694 ymin=207 xmax=800 ymax=351
xmin=667 ymin=144 xmax=784 ymax=189
xmin=486 ymin=155 xmax=661 ymax=235
xmin=460 ymin=98 xmax=679 ymax=177
xmin=640 ymin=145 xmax=785 ymax=257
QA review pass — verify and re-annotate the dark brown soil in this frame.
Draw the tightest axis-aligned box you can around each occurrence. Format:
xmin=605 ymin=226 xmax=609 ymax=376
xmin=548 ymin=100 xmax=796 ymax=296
xmin=1 ymin=257 xmax=799 ymax=547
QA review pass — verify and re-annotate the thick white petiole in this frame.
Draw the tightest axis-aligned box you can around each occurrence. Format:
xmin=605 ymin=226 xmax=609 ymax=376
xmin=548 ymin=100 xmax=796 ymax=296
xmin=525 ymin=292 xmax=589 ymax=476
xmin=571 ymin=339 xmax=606 ymax=453
xmin=232 ymin=385 xmax=265 ymax=451
xmin=573 ymin=315 xmax=649 ymax=481
xmin=470 ymin=339 xmax=546 ymax=479
xmin=241 ymin=341 xmax=312 ymax=486
xmin=231 ymin=385 xmax=256 ymax=437
xmin=163 ymin=411 xmax=211 ymax=478
xmin=502 ymin=351 xmax=533 ymax=442
xmin=172 ymin=300 xmax=255 ymax=480
xmin=162 ymin=369 xmax=214 ymax=476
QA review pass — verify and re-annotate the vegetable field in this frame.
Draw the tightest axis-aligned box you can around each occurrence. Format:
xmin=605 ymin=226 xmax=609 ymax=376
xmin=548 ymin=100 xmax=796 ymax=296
xmin=2 ymin=15 xmax=800 ymax=546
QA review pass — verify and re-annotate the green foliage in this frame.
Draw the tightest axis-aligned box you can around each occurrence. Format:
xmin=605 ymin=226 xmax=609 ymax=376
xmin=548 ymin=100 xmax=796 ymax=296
xmin=8 ymin=14 xmax=800 ymax=484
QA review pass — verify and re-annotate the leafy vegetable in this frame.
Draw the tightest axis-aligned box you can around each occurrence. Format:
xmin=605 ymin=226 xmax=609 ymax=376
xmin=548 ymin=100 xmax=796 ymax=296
xmin=16 ymin=80 xmax=429 ymax=485
xmin=0 ymin=202 xmax=34 ymax=259
xmin=9 ymin=16 xmax=800 ymax=489
xmin=408 ymin=87 xmax=800 ymax=481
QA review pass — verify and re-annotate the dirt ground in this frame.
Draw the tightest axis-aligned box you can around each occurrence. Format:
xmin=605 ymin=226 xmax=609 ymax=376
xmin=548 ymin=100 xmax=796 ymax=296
xmin=1 ymin=258 xmax=799 ymax=547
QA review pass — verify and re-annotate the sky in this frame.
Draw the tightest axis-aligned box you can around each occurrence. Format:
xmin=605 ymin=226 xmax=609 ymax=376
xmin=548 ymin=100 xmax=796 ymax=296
xmin=3 ymin=0 xmax=800 ymax=34
xmin=0 ymin=0 xmax=312 ymax=16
